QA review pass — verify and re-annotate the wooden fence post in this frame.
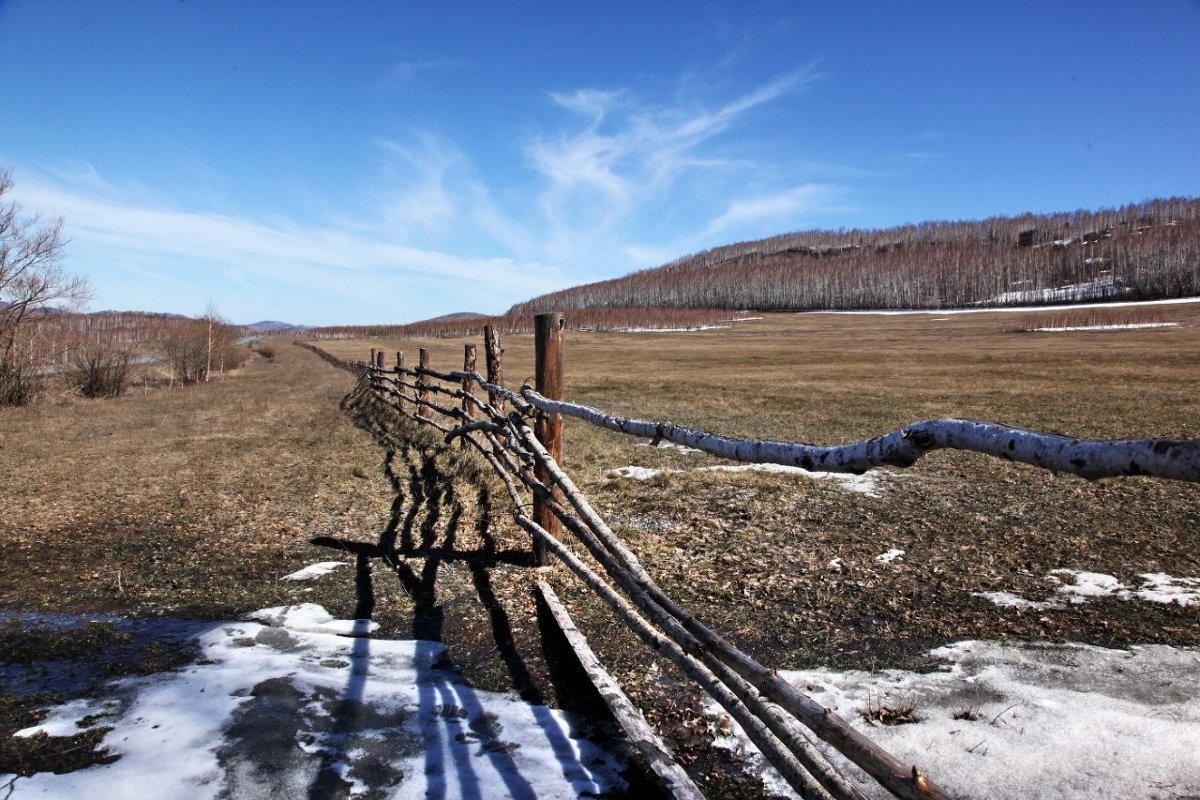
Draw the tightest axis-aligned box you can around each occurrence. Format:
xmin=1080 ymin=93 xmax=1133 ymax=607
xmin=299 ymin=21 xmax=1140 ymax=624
xmin=483 ymin=325 xmax=504 ymax=413
xmin=417 ymin=348 xmax=430 ymax=420
xmin=461 ymin=344 xmax=477 ymax=450
xmin=395 ymin=351 xmax=404 ymax=410
xmin=533 ymin=312 xmax=565 ymax=566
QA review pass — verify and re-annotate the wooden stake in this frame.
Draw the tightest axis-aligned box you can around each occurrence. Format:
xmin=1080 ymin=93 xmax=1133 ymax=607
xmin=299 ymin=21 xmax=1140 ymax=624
xmin=461 ymin=344 xmax=477 ymax=450
xmin=417 ymin=348 xmax=430 ymax=420
xmin=532 ymin=312 xmax=565 ymax=565
xmin=483 ymin=325 xmax=504 ymax=413
xmin=395 ymin=352 xmax=405 ymax=410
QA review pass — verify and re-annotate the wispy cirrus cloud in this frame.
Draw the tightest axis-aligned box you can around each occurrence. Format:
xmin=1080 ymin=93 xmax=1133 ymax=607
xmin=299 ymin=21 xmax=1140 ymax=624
xmin=702 ymin=183 xmax=844 ymax=237
xmin=10 ymin=166 xmax=563 ymax=323
xmin=524 ymin=68 xmax=835 ymax=261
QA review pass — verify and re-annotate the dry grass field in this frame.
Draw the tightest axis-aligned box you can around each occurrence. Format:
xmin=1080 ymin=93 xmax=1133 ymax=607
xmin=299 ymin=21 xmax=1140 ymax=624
xmin=316 ymin=306 xmax=1200 ymax=663
xmin=3 ymin=305 xmax=1199 ymax=795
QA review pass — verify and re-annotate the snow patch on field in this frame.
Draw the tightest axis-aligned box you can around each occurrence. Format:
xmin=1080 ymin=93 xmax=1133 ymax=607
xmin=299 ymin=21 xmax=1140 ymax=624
xmin=713 ymin=640 xmax=1200 ymax=800
xmin=608 ymin=463 xmax=882 ymax=496
xmin=874 ymin=549 xmax=905 ymax=564
xmin=635 ymin=441 xmax=702 ymax=454
xmin=281 ymin=561 xmax=345 ymax=581
xmin=973 ymin=570 xmax=1200 ymax=610
xmin=3 ymin=605 xmax=625 ymax=799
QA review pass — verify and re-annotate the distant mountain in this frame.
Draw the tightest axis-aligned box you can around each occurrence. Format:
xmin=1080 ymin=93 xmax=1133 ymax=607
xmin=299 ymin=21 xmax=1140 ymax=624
xmin=418 ymin=312 xmax=488 ymax=324
xmin=246 ymin=320 xmax=311 ymax=331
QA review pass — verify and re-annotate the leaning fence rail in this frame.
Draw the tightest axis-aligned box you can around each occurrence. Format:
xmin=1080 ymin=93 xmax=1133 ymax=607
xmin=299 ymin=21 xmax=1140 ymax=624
xmin=336 ymin=314 xmax=1200 ymax=800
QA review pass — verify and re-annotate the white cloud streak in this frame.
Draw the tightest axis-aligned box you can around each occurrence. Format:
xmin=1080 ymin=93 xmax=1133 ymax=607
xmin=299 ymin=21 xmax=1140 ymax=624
xmin=13 ymin=171 xmax=562 ymax=319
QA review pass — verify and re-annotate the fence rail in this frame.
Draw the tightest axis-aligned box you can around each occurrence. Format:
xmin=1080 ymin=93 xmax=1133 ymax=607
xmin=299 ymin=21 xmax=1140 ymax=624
xmin=337 ymin=314 xmax=1200 ymax=800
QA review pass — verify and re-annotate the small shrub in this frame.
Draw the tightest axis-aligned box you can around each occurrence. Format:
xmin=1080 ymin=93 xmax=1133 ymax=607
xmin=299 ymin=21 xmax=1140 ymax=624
xmin=0 ymin=361 xmax=40 ymax=406
xmin=69 ymin=345 xmax=131 ymax=398
xmin=862 ymin=694 xmax=919 ymax=725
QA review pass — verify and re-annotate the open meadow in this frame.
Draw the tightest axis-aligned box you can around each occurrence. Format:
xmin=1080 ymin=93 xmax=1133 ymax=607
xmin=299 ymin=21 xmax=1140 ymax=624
xmin=3 ymin=304 xmax=1199 ymax=797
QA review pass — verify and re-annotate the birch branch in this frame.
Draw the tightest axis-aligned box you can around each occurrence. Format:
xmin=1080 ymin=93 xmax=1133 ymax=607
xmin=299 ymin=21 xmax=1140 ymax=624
xmin=519 ymin=390 xmax=1200 ymax=482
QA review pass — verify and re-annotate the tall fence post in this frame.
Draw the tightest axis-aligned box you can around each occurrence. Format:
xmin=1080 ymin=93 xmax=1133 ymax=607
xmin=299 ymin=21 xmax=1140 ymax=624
xmin=395 ymin=351 xmax=405 ymax=411
xmin=461 ymin=344 xmax=477 ymax=450
xmin=484 ymin=325 xmax=504 ymax=413
xmin=417 ymin=348 xmax=430 ymax=420
xmin=533 ymin=312 xmax=565 ymax=566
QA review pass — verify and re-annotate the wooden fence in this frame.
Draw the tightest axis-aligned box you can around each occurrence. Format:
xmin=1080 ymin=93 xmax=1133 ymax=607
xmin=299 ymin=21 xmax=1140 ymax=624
xmin=347 ymin=313 xmax=1200 ymax=800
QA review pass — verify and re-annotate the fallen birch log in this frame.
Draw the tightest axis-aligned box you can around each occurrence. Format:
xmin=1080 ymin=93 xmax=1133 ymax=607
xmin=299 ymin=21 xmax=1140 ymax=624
xmin=519 ymin=390 xmax=1200 ymax=482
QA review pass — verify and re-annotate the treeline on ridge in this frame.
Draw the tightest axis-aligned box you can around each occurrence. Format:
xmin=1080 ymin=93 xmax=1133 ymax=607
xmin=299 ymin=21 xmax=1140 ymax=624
xmin=510 ymin=197 xmax=1200 ymax=314
xmin=308 ymin=306 xmax=731 ymax=340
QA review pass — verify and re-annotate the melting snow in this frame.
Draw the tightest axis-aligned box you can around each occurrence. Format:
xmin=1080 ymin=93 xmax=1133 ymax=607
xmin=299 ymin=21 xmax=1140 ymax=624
xmin=810 ymin=296 xmax=1200 ymax=315
xmin=281 ymin=561 xmax=345 ymax=581
xmin=874 ymin=549 xmax=905 ymax=564
xmin=2 ymin=605 xmax=625 ymax=799
xmin=969 ymin=591 xmax=1058 ymax=610
xmin=973 ymin=570 xmax=1200 ymax=610
xmin=715 ymin=640 xmax=1200 ymax=800
xmin=635 ymin=441 xmax=702 ymax=454
xmin=608 ymin=463 xmax=882 ymax=496
xmin=1032 ymin=322 xmax=1179 ymax=332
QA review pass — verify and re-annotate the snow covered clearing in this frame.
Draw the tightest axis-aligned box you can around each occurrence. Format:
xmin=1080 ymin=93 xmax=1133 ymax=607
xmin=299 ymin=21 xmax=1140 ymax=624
xmin=973 ymin=569 xmax=1200 ymax=610
xmin=810 ymin=296 xmax=1200 ymax=316
xmin=985 ymin=273 xmax=1130 ymax=305
xmin=1032 ymin=322 xmax=1180 ymax=332
xmin=714 ymin=640 xmax=1200 ymax=800
xmin=605 ymin=324 xmax=731 ymax=333
xmin=3 ymin=604 xmax=626 ymax=799
xmin=608 ymin=463 xmax=883 ymax=496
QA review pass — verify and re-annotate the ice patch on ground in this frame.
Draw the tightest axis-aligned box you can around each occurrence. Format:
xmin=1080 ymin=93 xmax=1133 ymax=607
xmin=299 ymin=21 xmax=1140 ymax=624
xmin=281 ymin=561 xmax=345 ymax=581
xmin=713 ymin=640 xmax=1200 ymax=799
xmin=2 ymin=605 xmax=626 ymax=799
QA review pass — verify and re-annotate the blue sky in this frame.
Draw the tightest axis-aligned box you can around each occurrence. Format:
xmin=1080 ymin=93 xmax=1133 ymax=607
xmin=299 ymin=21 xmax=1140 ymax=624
xmin=1 ymin=1 xmax=1197 ymax=326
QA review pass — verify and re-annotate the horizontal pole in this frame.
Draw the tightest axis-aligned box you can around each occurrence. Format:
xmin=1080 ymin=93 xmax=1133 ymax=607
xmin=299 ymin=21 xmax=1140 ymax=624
xmin=519 ymin=390 xmax=1200 ymax=482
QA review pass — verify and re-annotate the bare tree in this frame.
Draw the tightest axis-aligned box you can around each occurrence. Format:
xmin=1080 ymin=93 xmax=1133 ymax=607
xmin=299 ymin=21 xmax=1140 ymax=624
xmin=160 ymin=305 xmax=246 ymax=384
xmin=0 ymin=167 xmax=91 ymax=405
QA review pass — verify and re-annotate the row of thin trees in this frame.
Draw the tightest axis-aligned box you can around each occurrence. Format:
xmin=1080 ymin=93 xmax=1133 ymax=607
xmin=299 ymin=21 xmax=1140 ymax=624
xmin=512 ymin=198 xmax=1200 ymax=314
xmin=3 ymin=166 xmax=252 ymax=405
xmin=308 ymin=306 xmax=731 ymax=341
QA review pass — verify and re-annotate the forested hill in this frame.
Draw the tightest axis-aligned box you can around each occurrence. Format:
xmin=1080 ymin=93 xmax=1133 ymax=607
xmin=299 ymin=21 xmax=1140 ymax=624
xmin=510 ymin=197 xmax=1200 ymax=314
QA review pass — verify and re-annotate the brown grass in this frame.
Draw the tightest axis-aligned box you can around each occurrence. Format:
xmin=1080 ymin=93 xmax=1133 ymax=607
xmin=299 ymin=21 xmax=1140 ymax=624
xmin=4 ymin=307 xmax=1200 ymax=796
xmin=316 ymin=305 xmax=1200 ymax=669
